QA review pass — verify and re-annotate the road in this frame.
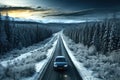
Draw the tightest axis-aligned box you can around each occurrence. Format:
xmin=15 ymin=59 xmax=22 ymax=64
xmin=40 ymin=36 xmax=83 ymax=80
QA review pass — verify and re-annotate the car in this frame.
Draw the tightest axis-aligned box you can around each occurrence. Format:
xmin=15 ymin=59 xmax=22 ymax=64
xmin=53 ymin=56 xmax=68 ymax=71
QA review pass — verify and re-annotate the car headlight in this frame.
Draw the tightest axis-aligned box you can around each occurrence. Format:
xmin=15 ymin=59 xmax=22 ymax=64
xmin=54 ymin=63 xmax=57 ymax=67
xmin=64 ymin=65 xmax=68 ymax=67
xmin=54 ymin=64 xmax=57 ymax=67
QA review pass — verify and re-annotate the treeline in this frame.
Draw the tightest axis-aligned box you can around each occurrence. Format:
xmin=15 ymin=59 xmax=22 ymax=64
xmin=0 ymin=13 xmax=58 ymax=54
xmin=64 ymin=18 xmax=120 ymax=54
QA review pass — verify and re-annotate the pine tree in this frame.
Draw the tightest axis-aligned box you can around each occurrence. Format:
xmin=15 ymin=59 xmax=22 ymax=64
xmin=91 ymin=23 xmax=100 ymax=51
xmin=99 ymin=23 xmax=105 ymax=51
xmin=102 ymin=20 xmax=110 ymax=53
xmin=0 ymin=13 xmax=8 ymax=53
xmin=117 ymin=37 xmax=120 ymax=48
xmin=108 ymin=23 xmax=115 ymax=52
xmin=4 ymin=12 xmax=11 ymax=42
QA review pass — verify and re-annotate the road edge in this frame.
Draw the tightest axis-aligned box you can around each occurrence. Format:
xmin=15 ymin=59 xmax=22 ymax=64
xmin=61 ymin=32 xmax=100 ymax=80
xmin=33 ymin=34 xmax=60 ymax=80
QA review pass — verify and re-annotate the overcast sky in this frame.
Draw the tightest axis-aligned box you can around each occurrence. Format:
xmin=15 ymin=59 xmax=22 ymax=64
xmin=0 ymin=0 xmax=120 ymax=23
xmin=0 ymin=0 xmax=120 ymax=10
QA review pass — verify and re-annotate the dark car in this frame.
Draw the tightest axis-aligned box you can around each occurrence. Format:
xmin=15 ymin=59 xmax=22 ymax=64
xmin=53 ymin=56 xmax=68 ymax=71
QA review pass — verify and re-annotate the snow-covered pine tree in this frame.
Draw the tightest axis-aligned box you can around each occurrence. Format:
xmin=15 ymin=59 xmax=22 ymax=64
xmin=87 ymin=26 xmax=91 ymax=46
xmin=84 ymin=25 xmax=89 ymax=45
xmin=99 ymin=23 xmax=105 ymax=51
xmin=0 ymin=13 xmax=8 ymax=53
xmin=108 ymin=23 xmax=115 ymax=52
xmin=89 ymin=24 xmax=95 ymax=46
xmin=91 ymin=23 xmax=100 ymax=51
xmin=117 ymin=37 xmax=120 ymax=49
xmin=102 ymin=20 xmax=110 ymax=54
xmin=81 ymin=25 xmax=86 ymax=44
xmin=4 ymin=12 xmax=11 ymax=42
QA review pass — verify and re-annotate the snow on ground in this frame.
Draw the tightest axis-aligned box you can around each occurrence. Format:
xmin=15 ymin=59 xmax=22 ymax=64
xmin=0 ymin=36 xmax=52 ymax=62
xmin=35 ymin=36 xmax=58 ymax=72
xmin=27 ymin=32 xmax=59 ymax=80
xmin=1 ymin=33 xmax=58 ymax=67
xmin=0 ymin=32 xmax=59 ymax=80
xmin=61 ymin=32 xmax=100 ymax=80
xmin=32 ymin=36 xmax=58 ymax=80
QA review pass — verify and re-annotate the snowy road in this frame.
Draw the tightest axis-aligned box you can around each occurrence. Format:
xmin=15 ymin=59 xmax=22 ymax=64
xmin=39 ymin=36 xmax=82 ymax=80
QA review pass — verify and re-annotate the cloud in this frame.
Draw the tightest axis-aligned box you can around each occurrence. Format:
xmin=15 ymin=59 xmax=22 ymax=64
xmin=0 ymin=6 xmax=50 ymax=11
xmin=44 ymin=8 xmax=120 ymax=17
xmin=44 ymin=9 xmax=94 ymax=17
xmin=0 ymin=6 xmax=54 ymax=18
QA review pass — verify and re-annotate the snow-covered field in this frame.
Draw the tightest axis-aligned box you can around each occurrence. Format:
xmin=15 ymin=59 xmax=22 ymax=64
xmin=0 ymin=36 xmax=52 ymax=62
xmin=61 ymin=32 xmax=120 ymax=80
xmin=0 ymin=33 xmax=59 ymax=80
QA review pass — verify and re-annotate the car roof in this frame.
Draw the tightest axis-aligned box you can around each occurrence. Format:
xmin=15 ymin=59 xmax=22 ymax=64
xmin=56 ymin=56 xmax=65 ymax=58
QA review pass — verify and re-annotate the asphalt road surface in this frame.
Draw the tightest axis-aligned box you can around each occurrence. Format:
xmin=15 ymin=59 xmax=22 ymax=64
xmin=40 ymin=36 xmax=83 ymax=80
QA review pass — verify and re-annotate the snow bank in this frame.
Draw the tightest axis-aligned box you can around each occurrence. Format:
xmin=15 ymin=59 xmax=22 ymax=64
xmin=35 ymin=37 xmax=58 ymax=72
xmin=32 ymin=33 xmax=59 ymax=80
xmin=61 ymin=32 xmax=100 ymax=80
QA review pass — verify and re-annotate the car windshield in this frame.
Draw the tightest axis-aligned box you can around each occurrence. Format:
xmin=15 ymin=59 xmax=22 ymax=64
xmin=56 ymin=58 xmax=66 ymax=62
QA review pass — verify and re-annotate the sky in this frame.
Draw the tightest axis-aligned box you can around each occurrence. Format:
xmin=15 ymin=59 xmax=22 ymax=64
xmin=0 ymin=0 xmax=120 ymax=23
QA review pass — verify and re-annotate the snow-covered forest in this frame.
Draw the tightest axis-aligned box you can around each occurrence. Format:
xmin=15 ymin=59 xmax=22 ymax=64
xmin=63 ymin=16 xmax=120 ymax=80
xmin=64 ymin=17 xmax=120 ymax=54
xmin=0 ymin=13 xmax=61 ymax=54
